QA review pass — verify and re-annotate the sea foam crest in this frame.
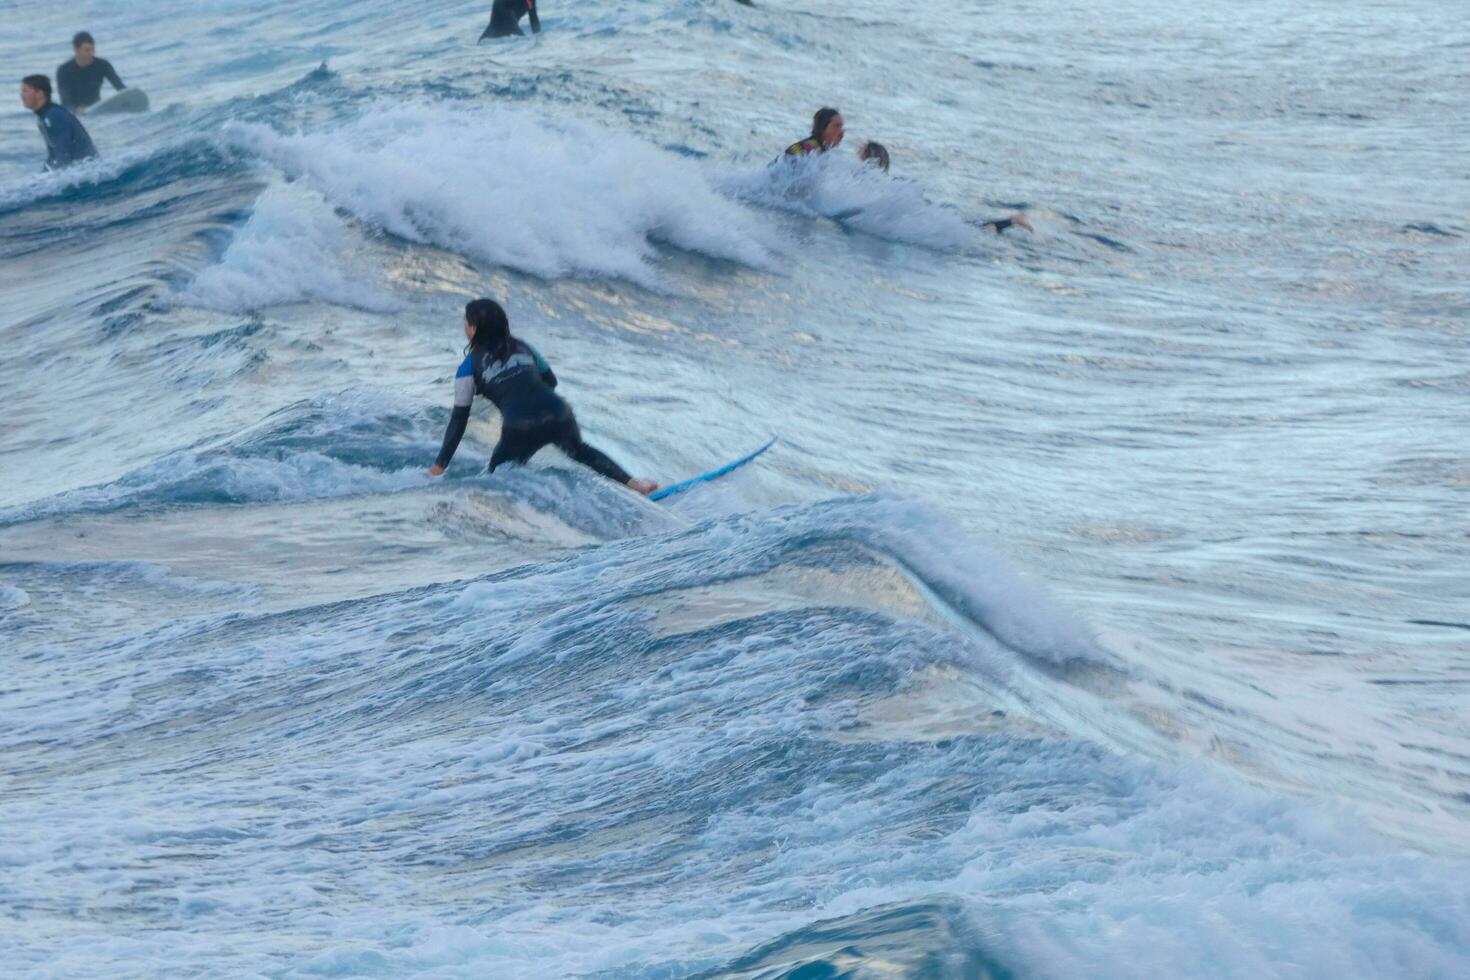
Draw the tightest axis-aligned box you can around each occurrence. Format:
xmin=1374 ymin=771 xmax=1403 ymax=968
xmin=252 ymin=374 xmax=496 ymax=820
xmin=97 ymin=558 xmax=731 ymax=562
xmin=177 ymin=182 xmax=399 ymax=313
xmin=724 ymin=152 xmax=982 ymax=251
xmin=224 ymin=104 xmax=779 ymax=288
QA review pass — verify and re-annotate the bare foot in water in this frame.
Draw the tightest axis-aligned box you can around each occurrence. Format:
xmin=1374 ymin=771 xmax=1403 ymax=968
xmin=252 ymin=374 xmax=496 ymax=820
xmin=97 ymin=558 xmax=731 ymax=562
xmin=628 ymin=478 xmax=659 ymax=495
xmin=1010 ymin=212 xmax=1034 ymax=233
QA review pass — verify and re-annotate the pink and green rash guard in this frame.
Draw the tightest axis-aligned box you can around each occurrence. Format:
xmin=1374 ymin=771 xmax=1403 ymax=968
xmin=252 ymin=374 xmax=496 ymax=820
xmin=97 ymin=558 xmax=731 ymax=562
xmin=783 ymin=137 xmax=824 ymax=158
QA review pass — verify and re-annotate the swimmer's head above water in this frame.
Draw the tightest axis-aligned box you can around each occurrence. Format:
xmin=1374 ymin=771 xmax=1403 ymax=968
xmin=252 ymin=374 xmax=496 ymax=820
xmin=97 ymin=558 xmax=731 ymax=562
xmin=811 ymin=107 xmax=844 ymax=150
xmin=72 ymin=31 xmax=97 ymax=67
xmin=20 ymin=74 xmax=50 ymax=110
xmin=857 ymin=141 xmax=889 ymax=172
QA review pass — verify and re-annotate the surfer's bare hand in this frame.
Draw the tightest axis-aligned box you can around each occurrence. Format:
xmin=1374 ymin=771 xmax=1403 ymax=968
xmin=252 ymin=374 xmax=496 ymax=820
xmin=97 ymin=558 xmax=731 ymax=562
xmin=428 ymin=465 xmax=446 ymax=477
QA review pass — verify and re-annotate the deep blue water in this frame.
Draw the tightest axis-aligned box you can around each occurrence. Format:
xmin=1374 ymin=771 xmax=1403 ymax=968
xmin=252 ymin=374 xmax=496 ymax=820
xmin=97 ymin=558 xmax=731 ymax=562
xmin=2 ymin=1 xmax=1468 ymax=976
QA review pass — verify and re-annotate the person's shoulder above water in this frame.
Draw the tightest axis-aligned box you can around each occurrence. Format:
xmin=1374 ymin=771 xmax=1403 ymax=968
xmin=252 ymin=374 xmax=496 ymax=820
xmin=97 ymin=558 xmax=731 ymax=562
xmin=785 ymin=137 xmax=822 ymax=158
xmin=21 ymin=73 xmax=99 ymax=169
xmin=782 ymin=108 xmax=845 ymax=159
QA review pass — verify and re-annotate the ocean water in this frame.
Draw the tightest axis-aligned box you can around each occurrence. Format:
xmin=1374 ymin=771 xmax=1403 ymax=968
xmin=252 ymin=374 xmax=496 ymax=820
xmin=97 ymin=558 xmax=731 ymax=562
xmin=2 ymin=1 xmax=1468 ymax=976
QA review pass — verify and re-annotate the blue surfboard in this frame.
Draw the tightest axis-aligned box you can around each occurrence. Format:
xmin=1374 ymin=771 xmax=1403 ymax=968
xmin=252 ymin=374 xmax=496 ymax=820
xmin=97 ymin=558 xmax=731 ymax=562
xmin=649 ymin=438 xmax=777 ymax=501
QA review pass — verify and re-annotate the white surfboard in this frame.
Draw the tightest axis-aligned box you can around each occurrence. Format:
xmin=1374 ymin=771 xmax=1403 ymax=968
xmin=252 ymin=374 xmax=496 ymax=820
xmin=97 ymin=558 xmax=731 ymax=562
xmin=90 ymin=88 xmax=150 ymax=115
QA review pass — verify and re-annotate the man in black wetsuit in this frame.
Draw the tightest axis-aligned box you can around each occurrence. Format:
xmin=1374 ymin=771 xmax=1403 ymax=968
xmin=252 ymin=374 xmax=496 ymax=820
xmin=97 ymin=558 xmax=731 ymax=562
xmin=21 ymin=74 xmax=98 ymax=170
xmin=480 ymin=0 xmax=540 ymax=39
xmin=57 ymin=31 xmax=126 ymax=112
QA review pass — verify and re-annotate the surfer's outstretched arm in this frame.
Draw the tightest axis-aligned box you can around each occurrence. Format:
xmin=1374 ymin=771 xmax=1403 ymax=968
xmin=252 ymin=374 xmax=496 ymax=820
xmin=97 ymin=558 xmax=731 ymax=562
xmin=527 ymin=0 xmax=541 ymax=33
xmin=429 ymin=355 xmax=477 ymax=475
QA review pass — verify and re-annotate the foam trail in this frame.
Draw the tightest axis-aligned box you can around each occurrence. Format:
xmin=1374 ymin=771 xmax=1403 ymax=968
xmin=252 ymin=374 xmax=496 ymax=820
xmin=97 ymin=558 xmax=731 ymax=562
xmin=722 ymin=153 xmax=980 ymax=251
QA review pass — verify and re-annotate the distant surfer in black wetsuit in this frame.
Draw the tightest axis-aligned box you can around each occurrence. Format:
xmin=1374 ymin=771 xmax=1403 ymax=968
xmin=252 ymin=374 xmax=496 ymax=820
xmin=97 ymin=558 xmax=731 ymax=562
xmin=21 ymin=74 xmax=97 ymax=170
xmin=783 ymin=107 xmax=845 ymax=159
xmin=480 ymin=0 xmax=541 ymax=39
xmin=56 ymin=32 xmax=126 ymax=112
xmin=429 ymin=298 xmax=658 ymax=495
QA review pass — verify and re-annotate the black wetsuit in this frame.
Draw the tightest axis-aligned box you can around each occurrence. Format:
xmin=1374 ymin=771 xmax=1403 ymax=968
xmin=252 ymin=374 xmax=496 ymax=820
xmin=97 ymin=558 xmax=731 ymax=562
xmin=481 ymin=0 xmax=541 ymax=39
xmin=56 ymin=57 xmax=125 ymax=110
xmin=435 ymin=339 xmax=633 ymax=485
xmin=34 ymin=102 xmax=98 ymax=170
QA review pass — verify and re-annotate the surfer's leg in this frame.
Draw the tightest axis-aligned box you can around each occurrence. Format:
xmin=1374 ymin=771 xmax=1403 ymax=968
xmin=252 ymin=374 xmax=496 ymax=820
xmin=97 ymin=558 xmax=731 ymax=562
xmin=487 ymin=422 xmax=542 ymax=472
xmin=557 ymin=431 xmax=633 ymax=484
xmin=552 ymin=417 xmax=654 ymax=491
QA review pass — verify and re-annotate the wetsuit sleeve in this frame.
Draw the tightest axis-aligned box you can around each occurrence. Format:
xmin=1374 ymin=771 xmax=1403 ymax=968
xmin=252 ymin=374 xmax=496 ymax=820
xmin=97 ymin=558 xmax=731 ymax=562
xmin=434 ymin=355 xmax=477 ymax=470
xmin=56 ymin=63 xmax=76 ymax=108
xmin=527 ymin=0 xmax=541 ymax=33
xmin=40 ymin=119 xmax=58 ymax=169
xmin=103 ymin=59 xmax=126 ymax=91
xmin=523 ymin=341 xmax=556 ymax=389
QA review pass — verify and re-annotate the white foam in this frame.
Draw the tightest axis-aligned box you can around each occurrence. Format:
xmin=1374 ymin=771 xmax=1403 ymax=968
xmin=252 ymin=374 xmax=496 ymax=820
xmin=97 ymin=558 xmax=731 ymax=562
xmin=798 ymin=494 xmax=1112 ymax=667
xmin=3 ymin=499 xmax=1466 ymax=979
xmin=177 ymin=183 xmax=398 ymax=313
xmin=0 ymin=146 xmax=151 ymax=213
xmin=222 ymin=104 xmax=780 ymax=289
xmin=722 ymin=153 xmax=982 ymax=251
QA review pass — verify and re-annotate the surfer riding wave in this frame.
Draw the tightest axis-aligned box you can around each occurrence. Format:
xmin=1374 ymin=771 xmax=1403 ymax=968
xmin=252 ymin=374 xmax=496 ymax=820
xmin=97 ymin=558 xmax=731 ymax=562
xmin=429 ymin=298 xmax=657 ymax=495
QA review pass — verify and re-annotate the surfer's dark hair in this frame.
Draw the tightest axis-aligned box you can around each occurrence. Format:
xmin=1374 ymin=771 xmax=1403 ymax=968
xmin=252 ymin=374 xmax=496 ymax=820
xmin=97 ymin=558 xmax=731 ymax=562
xmin=811 ymin=107 xmax=840 ymax=142
xmin=73 ymin=31 xmax=95 ymax=48
xmin=22 ymin=74 xmax=50 ymax=99
xmin=466 ymin=298 xmax=512 ymax=362
xmin=859 ymin=141 xmax=890 ymax=172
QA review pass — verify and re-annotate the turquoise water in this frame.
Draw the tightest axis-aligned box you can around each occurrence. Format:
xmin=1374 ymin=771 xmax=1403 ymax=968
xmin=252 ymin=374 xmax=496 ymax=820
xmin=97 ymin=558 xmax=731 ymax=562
xmin=2 ymin=1 xmax=1468 ymax=976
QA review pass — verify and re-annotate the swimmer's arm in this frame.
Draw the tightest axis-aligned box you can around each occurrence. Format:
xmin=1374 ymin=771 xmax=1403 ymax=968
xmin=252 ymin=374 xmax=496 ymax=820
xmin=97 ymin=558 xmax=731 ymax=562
xmin=104 ymin=60 xmax=126 ymax=91
xmin=430 ymin=358 xmax=477 ymax=475
xmin=56 ymin=67 xmax=77 ymax=109
xmin=527 ymin=0 xmax=541 ymax=33
xmin=430 ymin=407 xmax=470 ymax=475
xmin=40 ymin=118 xmax=59 ymax=168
